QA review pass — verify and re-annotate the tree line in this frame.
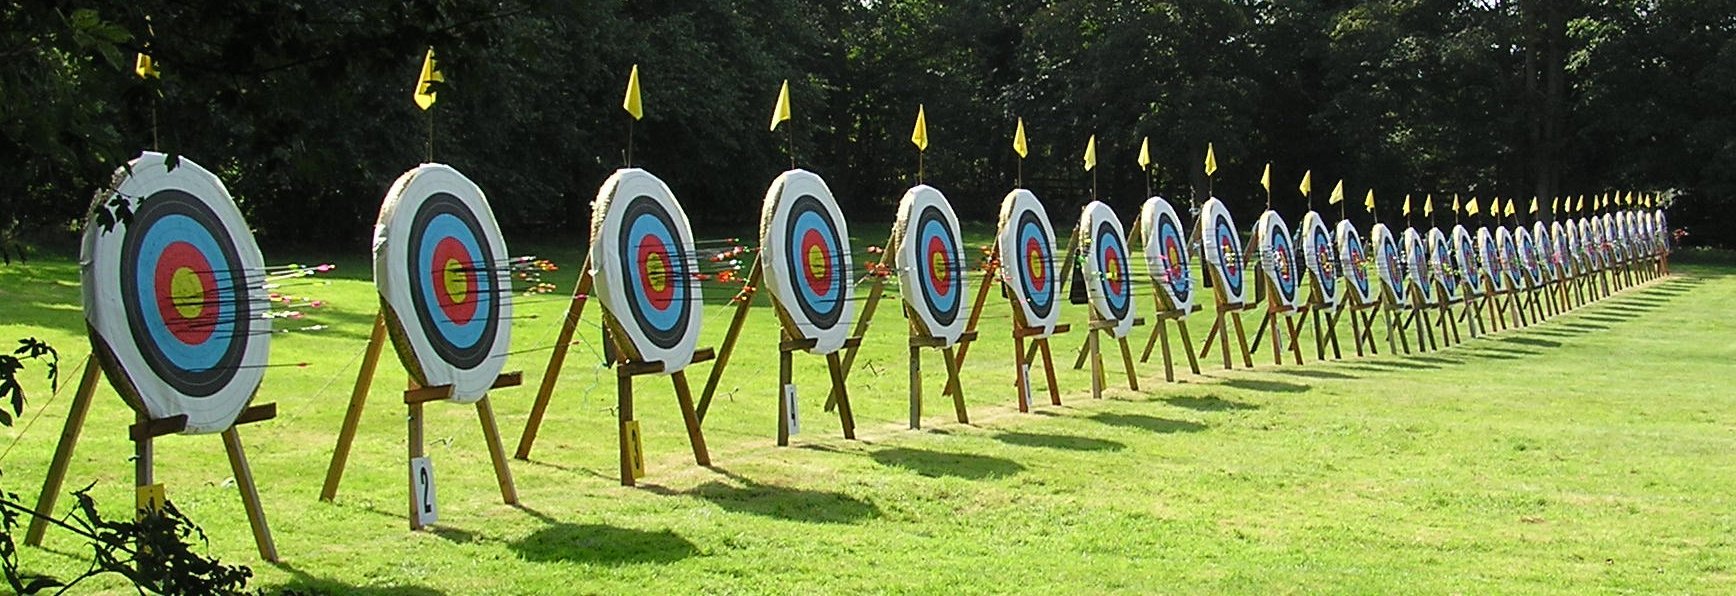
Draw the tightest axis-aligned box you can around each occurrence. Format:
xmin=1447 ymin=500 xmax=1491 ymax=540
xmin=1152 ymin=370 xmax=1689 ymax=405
xmin=2 ymin=0 xmax=1731 ymax=255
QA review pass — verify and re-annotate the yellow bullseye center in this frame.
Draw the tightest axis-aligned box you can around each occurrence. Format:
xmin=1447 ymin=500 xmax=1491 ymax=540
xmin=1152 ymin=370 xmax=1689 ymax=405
xmin=441 ymin=258 xmax=468 ymax=304
xmin=930 ymin=252 xmax=949 ymax=284
xmin=806 ymin=245 xmax=827 ymax=279
xmin=1027 ymin=250 xmax=1044 ymax=278
xmin=646 ymin=253 xmax=668 ymax=292
xmin=170 ymin=267 xmax=205 ymax=319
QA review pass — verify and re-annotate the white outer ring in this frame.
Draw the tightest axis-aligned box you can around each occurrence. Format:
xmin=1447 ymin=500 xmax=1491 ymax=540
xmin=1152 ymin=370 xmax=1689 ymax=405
xmin=759 ymin=169 xmax=855 ymax=355
xmin=894 ymin=185 xmax=966 ymax=346
xmin=590 ymin=169 xmax=704 ymax=373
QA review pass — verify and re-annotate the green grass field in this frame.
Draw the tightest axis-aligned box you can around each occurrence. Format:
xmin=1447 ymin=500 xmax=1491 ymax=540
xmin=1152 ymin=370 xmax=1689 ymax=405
xmin=1 ymin=230 xmax=1732 ymax=594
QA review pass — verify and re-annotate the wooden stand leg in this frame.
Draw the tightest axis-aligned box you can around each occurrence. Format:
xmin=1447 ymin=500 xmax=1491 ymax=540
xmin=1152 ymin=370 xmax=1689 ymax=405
xmin=698 ymin=265 xmax=758 ymax=421
xmin=1286 ymin=316 xmax=1305 ymax=365
xmin=827 ymin=278 xmax=883 ymax=412
xmin=1325 ymin=309 xmax=1344 ymax=359
xmin=776 ymin=349 xmax=792 ymax=447
xmin=1116 ymin=337 xmax=1138 ymax=391
xmin=1199 ymin=314 xmax=1222 ymax=361
xmin=1156 ymin=319 xmax=1175 ymax=382
xmin=1038 ymin=339 xmax=1062 ymax=406
xmin=323 ymin=313 xmax=386 ymax=499
xmin=1088 ymin=330 xmax=1103 ymax=399
xmin=1230 ymin=312 xmax=1254 ymax=368
xmin=518 ymin=272 xmax=592 ymax=459
xmin=669 ymin=371 xmax=711 ymax=466
xmin=1265 ymin=312 xmax=1282 ymax=365
xmin=1073 ymin=330 xmax=1092 ymax=370
xmin=221 ymin=428 xmax=278 ymax=562
xmin=1013 ymin=334 xmax=1031 ymax=412
xmin=1176 ymin=320 xmax=1201 ymax=374
xmin=942 ymin=346 xmax=968 ymax=423
xmin=826 ymin=352 xmax=856 ymax=439
xmin=1348 ymin=309 xmax=1366 ymax=357
xmin=475 ymin=398 xmax=518 ymax=503
xmin=908 ymin=345 xmax=922 ymax=429
xmin=408 ymin=401 xmax=427 ymax=527
xmin=1310 ymin=309 xmax=1326 ymax=360
xmin=616 ymin=373 xmax=634 ymax=487
xmin=26 ymin=360 xmax=100 ymax=546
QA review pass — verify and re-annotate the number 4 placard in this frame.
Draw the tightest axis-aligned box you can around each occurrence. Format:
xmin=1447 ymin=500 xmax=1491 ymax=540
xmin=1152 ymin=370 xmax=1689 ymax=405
xmin=410 ymin=456 xmax=437 ymax=527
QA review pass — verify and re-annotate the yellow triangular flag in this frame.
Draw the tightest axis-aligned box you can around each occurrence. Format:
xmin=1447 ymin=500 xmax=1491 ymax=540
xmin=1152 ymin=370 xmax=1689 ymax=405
xmin=1452 ymin=194 xmax=1461 ymax=214
xmin=1468 ymin=196 xmax=1480 ymax=216
xmin=769 ymin=80 xmax=792 ymax=131
xmin=1576 ymin=195 xmax=1585 ymax=212
xmin=1083 ymin=135 xmax=1097 ymax=172
xmin=1203 ymin=143 xmax=1218 ymax=176
xmin=1551 ymin=196 xmax=1559 ymax=214
xmin=135 ymin=53 xmax=160 ymax=79
xmin=1299 ymin=170 xmax=1312 ymax=197
xmin=1528 ymin=197 xmax=1539 ymax=214
xmin=413 ymin=47 xmax=443 ymax=111
xmin=1364 ymin=189 xmax=1376 ymax=212
xmin=1626 ymin=191 xmax=1636 ymax=206
xmin=1504 ymin=198 xmax=1516 ymax=216
xmin=1137 ymin=137 xmax=1151 ymax=169
xmin=1403 ymin=194 xmax=1412 ymax=216
xmin=1424 ymin=194 xmax=1434 ymax=217
xmin=1012 ymin=118 xmax=1028 ymax=159
xmin=623 ymin=65 xmax=644 ymax=120
xmin=1329 ymin=180 xmax=1344 ymax=204
xmin=911 ymin=105 xmax=929 ymax=151
xmin=1260 ymin=163 xmax=1272 ymax=192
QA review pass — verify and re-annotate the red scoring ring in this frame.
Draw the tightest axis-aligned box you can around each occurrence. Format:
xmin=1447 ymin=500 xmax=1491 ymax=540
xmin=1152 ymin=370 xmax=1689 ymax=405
xmin=1104 ymin=248 xmax=1124 ymax=296
xmin=154 ymin=241 xmax=218 ymax=345
xmin=431 ymin=236 xmax=480 ymax=325
xmin=800 ymin=228 xmax=833 ymax=296
xmin=1024 ymin=237 xmax=1047 ymax=293
xmin=635 ymin=234 xmax=675 ymax=310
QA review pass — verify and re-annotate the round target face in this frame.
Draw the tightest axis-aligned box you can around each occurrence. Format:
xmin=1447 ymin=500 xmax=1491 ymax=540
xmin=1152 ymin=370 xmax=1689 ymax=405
xmin=1515 ymin=227 xmax=1544 ymax=287
xmin=1138 ymin=197 xmax=1193 ymax=314
xmin=1452 ymin=226 xmax=1483 ymax=297
xmin=375 ymin=164 xmax=512 ymax=403
xmin=1199 ymin=198 xmax=1246 ymax=306
xmin=1581 ymin=218 xmax=1604 ymax=271
xmin=893 ymin=185 xmax=966 ymax=345
xmin=760 ymin=170 xmax=854 ymax=355
xmin=1477 ymin=227 xmax=1507 ymax=292
xmin=590 ymin=169 xmax=704 ymax=373
xmin=1256 ymin=211 xmax=1299 ymax=308
xmin=1336 ymin=221 xmax=1375 ymax=305
xmin=1402 ymin=228 xmax=1433 ymax=303
xmin=1080 ymin=201 xmax=1135 ymax=338
xmin=1654 ymin=210 xmax=1670 ymax=255
xmin=1301 ymin=212 xmax=1337 ymax=308
xmin=997 ymin=190 xmax=1060 ymax=337
xmin=1372 ymin=225 xmax=1404 ymax=303
xmin=1497 ymin=227 xmax=1524 ymax=289
xmin=1530 ymin=222 xmax=1555 ymax=283
xmin=1549 ymin=221 xmax=1571 ymax=277
xmin=81 ymin=152 xmax=269 ymax=434
xmin=1430 ymin=228 xmax=1459 ymax=300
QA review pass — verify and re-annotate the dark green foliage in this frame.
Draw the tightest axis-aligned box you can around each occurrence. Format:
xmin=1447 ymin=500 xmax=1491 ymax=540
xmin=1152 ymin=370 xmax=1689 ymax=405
xmin=0 ymin=1 xmax=1731 ymax=250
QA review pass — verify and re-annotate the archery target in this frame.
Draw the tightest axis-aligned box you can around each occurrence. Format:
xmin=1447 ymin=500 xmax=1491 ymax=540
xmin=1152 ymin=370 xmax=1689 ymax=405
xmin=1402 ymin=228 xmax=1433 ymax=303
xmin=1515 ymin=226 xmax=1544 ymax=288
xmin=1372 ymin=224 xmax=1404 ymax=303
xmin=1254 ymin=211 xmax=1300 ymax=309
xmin=1498 ymin=227 xmax=1524 ymax=289
xmin=997 ymin=189 xmax=1060 ymax=337
xmin=1429 ymin=228 xmax=1460 ymax=301
xmin=1477 ymin=227 xmax=1507 ymax=292
xmin=1654 ymin=210 xmax=1669 ymax=255
xmin=1549 ymin=221 xmax=1572 ymax=277
xmin=590 ymin=169 xmax=704 ymax=373
xmin=1573 ymin=218 xmax=1595 ymax=274
xmin=1336 ymin=221 xmax=1375 ymax=306
xmin=1079 ymin=201 xmax=1136 ymax=338
xmin=375 ymin=164 xmax=511 ymax=403
xmin=1453 ymin=225 xmax=1483 ymax=298
xmin=1138 ymin=197 xmax=1194 ymax=314
xmin=81 ymin=152 xmax=268 ymax=434
xmin=892 ymin=185 xmax=967 ymax=346
xmin=1581 ymin=218 xmax=1605 ymax=271
xmin=760 ymin=170 xmax=855 ymax=355
xmin=1301 ymin=212 xmax=1338 ymax=308
xmin=1531 ymin=222 xmax=1556 ymax=283
xmin=1198 ymin=198 xmax=1246 ymax=306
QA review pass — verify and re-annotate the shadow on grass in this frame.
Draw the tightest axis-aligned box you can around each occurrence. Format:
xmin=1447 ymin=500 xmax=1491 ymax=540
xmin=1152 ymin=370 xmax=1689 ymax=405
xmin=641 ymin=468 xmax=882 ymax=524
xmin=1498 ymin=336 xmax=1561 ymax=348
xmin=1272 ymin=368 xmax=1359 ymax=380
xmin=510 ymin=523 xmax=701 ymax=565
xmin=992 ymin=431 xmax=1125 ymax=451
xmin=1222 ymin=378 xmax=1309 ymax=393
xmin=1577 ymin=313 xmax=1629 ymax=324
xmin=270 ymin=561 xmax=446 ymax=594
xmin=1162 ymin=395 xmax=1259 ymax=411
xmin=870 ymin=447 xmax=1025 ymax=480
xmin=1557 ymin=321 xmax=1610 ymax=331
xmin=1462 ymin=346 xmax=1540 ymax=358
xmin=1089 ymin=413 xmax=1207 ymax=434
xmin=1347 ymin=359 xmax=1439 ymax=370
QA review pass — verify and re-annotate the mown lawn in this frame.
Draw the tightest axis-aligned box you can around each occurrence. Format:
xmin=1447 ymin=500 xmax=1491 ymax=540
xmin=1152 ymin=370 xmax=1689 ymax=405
xmin=1 ymin=229 xmax=1731 ymax=594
